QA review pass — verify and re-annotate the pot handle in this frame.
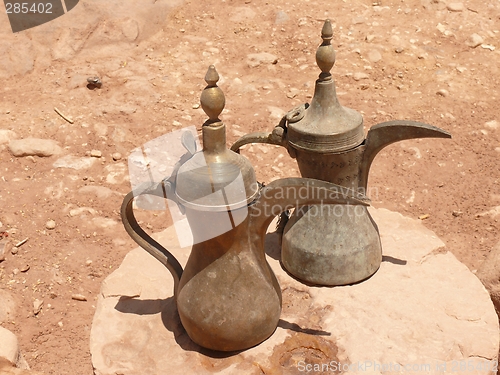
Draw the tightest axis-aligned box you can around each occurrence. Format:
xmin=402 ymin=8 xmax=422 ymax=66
xmin=121 ymin=181 xmax=183 ymax=297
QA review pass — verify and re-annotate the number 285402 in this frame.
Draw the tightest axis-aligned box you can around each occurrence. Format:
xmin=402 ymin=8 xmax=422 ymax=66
xmin=6 ymin=3 xmax=53 ymax=14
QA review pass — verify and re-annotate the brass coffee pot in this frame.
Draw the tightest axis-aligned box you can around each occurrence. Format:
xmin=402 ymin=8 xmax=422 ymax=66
xmin=231 ymin=20 xmax=451 ymax=286
xmin=120 ymin=66 xmax=368 ymax=352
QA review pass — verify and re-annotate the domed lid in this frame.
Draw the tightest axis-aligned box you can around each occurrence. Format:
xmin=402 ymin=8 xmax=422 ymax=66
xmin=175 ymin=65 xmax=259 ymax=211
xmin=287 ymin=20 xmax=365 ymax=153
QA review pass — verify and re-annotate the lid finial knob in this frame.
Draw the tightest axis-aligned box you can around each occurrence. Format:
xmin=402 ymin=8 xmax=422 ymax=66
xmin=200 ymin=65 xmax=226 ymax=124
xmin=315 ymin=20 xmax=336 ymax=81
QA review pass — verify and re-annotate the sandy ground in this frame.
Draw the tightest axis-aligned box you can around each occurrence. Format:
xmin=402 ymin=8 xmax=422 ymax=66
xmin=0 ymin=0 xmax=499 ymax=373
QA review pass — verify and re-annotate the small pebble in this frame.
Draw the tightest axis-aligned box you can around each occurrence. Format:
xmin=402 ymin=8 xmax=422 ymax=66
xmin=192 ymin=103 xmax=200 ymax=109
xmin=10 ymin=246 xmax=18 ymax=255
xmin=436 ymin=89 xmax=449 ymax=97
xmin=20 ymin=264 xmax=30 ymax=272
xmin=446 ymin=2 xmax=464 ymax=12
xmin=395 ymin=47 xmax=404 ymax=53
xmin=353 ymin=72 xmax=369 ymax=81
xmin=85 ymin=259 xmax=93 ymax=266
xmin=466 ymin=33 xmax=483 ymax=48
xmin=112 ymin=152 xmax=122 ymax=161
xmin=58 ymin=321 xmax=63 ymax=327
xmin=46 ymin=220 xmax=56 ymax=230
xmin=419 ymin=214 xmax=430 ymax=220
xmin=33 ymin=299 xmax=43 ymax=315
xmin=90 ymin=150 xmax=102 ymax=158
xmin=71 ymin=294 xmax=87 ymax=301
xmin=452 ymin=211 xmax=463 ymax=217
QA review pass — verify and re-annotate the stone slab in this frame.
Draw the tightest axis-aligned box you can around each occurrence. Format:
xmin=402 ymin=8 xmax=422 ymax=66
xmin=90 ymin=208 xmax=499 ymax=375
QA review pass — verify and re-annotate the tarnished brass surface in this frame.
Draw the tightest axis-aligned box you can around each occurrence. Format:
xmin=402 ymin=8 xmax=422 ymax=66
xmin=121 ymin=65 xmax=368 ymax=351
xmin=231 ymin=20 xmax=451 ymax=286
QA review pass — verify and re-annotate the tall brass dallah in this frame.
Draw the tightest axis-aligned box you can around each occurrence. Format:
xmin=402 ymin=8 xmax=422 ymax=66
xmin=231 ymin=20 xmax=451 ymax=286
xmin=121 ymin=65 xmax=368 ymax=351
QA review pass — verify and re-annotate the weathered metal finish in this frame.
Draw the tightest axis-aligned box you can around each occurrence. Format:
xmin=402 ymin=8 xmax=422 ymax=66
xmin=121 ymin=65 xmax=369 ymax=352
xmin=231 ymin=20 xmax=451 ymax=286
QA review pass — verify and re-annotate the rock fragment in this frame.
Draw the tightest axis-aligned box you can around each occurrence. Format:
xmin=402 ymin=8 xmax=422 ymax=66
xmin=0 ymin=327 xmax=19 ymax=365
xmin=466 ymin=33 xmax=483 ymax=48
xmin=446 ymin=2 xmax=464 ymax=11
xmin=353 ymin=72 xmax=369 ymax=81
xmin=8 ymin=138 xmax=62 ymax=157
xmin=247 ymin=53 xmax=278 ymax=68
xmin=33 ymin=299 xmax=43 ymax=315
xmin=53 ymin=155 xmax=96 ymax=170
xmin=46 ymin=220 xmax=56 ymax=230
xmin=72 ymin=294 xmax=87 ymax=301
xmin=90 ymin=150 xmax=102 ymax=158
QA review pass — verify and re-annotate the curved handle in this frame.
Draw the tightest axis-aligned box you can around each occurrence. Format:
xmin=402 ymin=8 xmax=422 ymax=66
xmin=230 ymin=117 xmax=288 ymax=154
xmin=121 ymin=181 xmax=183 ymax=298
xmin=360 ymin=120 xmax=452 ymax=188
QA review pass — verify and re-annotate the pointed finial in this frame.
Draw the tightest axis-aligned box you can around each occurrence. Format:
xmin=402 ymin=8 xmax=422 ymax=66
xmin=315 ymin=20 xmax=336 ymax=81
xmin=200 ymin=65 xmax=225 ymax=124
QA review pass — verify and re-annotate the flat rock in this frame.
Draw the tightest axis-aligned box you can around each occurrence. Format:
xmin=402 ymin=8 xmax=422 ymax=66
xmin=90 ymin=208 xmax=499 ymax=375
xmin=447 ymin=2 xmax=464 ymax=11
xmin=367 ymin=49 xmax=382 ymax=63
xmin=78 ymin=186 xmax=115 ymax=200
xmin=466 ymin=33 xmax=484 ymax=48
xmin=0 ymin=327 xmax=19 ymax=366
xmin=8 ymin=138 xmax=62 ymax=157
xmin=53 ymin=155 xmax=96 ymax=170
xmin=247 ymin=52 xmax=278 ymax=68
xmin=0 ymin=130 xmax=17 ymax=145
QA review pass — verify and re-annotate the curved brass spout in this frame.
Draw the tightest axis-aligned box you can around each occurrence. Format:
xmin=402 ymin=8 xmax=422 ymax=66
xmin=359 ymin=120 xmax=452 ymax=189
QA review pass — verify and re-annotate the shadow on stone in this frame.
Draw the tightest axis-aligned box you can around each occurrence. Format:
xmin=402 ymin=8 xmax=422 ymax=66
xmin=382 ymin=255 xmax=407 ymax=265
xmin=278 ymin=319 xmax=331 ymax=336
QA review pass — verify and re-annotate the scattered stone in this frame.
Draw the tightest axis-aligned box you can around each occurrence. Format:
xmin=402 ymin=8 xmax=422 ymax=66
xmin=395 ymin=47 xmax=404 ymax=53
xmin=286 ymin=88 xmax=300 ymax=99
xmin=353 ymin=72 xmax=369 ymax=81
xmin=485 ymin=120 xmax=499 ymax=130
xmin=192 ymin=103 xmax=200 ymax=109
xmin=366 ymin=34 xmax=376 ymax=42
xmin=172 ymin=120 xmax=182 ymax=127
xmin=247 ymin=52 xmax=278 ymax=68
xmin=446 ymin=2 xmax=464 ymax=11
xmin=8 ymin=138 xmax=62 ymax=157
xmin=0 ymin=327 xmax=19 ymax=365
xmin=466 ymin=33 xmax=483 ymax=48
xmin=19 ymin=265 xmax=30 ymax=273
xmin=452 ymin=210 xmax=463 ymax=217
xmin=0 ymin=130 xmax=17 ymax=145
xmin=367 ymin=50 xmax=382 ymax=63
xmin=121 ymin=19 xmax=139 ymax=42
xmin=481 ymin=44 xmax=496 ymax=51
xmin=0 ymin=241 xmax=6 ymax=262
xmin=78 ymin=186 xmax=114 ymax=200
xmin=229 ymin=7 xmax=256 ymax=22
xmin=352 ymin=17 xmax=365 ymax=25
xmin=456 ymin=66 xmax=467 ymax=73
xmin=267 ymin=106 xmax=285 ymax=121
xmin=437 ymin=89 xmax=449 ymax=97
xmin=112 ymin=152 xmax=122 ymax=161
xmin=45 ymin=220 xmax=56 ymax=230
xmin=86 ymin=76 xmax=102 ymax=89
xmin=33 ymin=299 xmax=43 ymax=315
xmin=275 ymin=10 xmax=288 ymax=24
xmin=71 ymin=294 xmax=87 ymax=302
xmin=86 ymin=260 xmax=93 ymax=266
xmin=52 ymin=155 xmax=96 ymax=170
xmin=419 ymin=214 xmax=430 ymax=220
xmin=10 ymin=247 xmax=18 ymax=255
xmin=436 ymin=23 xmax=447 ymax=34
xmin=90 ymin=150 xmax=102 ymax=158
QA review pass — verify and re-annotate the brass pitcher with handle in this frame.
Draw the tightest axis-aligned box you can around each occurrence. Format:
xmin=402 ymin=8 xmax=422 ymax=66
xmin=231 ymin=20 xmax=451 ymax=286
xmin=120 ymin=65 xmax=368 ymax=352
